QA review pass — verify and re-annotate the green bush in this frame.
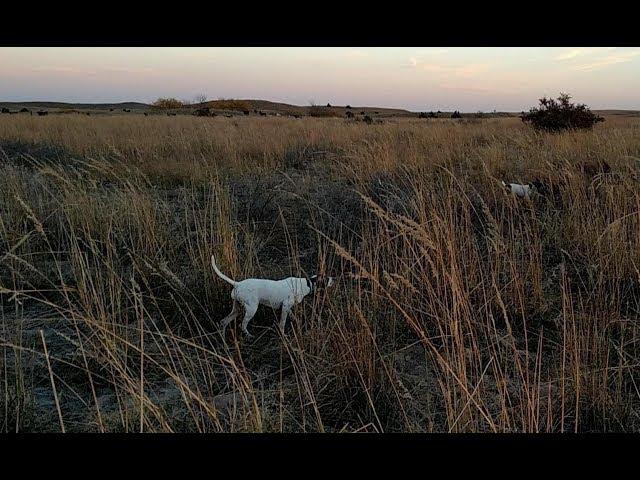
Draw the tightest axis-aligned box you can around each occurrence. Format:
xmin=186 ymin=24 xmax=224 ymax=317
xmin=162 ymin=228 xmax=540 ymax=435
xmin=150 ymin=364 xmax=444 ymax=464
xmin=521 ymin=93 xmax=604 ymax=132
xmin=152 ymin=98 xmax=185 ymax=110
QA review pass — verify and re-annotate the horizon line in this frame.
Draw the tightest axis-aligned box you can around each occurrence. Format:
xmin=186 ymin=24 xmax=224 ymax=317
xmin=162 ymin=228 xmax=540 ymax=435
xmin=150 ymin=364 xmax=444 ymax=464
xmin=1 ymin=98 xmax=638 ymax=113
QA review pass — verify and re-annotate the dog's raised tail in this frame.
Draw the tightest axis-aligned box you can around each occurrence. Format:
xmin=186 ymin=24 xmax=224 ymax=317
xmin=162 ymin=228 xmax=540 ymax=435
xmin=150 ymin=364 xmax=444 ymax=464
xmin=211 ymin=255 xmax=237 ymax=286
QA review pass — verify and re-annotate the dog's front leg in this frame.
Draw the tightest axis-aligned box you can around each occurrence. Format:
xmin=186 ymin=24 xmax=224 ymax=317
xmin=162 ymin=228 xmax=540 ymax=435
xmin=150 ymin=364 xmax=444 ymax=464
xmin=279 ymin=302 xmax=293 ymax=333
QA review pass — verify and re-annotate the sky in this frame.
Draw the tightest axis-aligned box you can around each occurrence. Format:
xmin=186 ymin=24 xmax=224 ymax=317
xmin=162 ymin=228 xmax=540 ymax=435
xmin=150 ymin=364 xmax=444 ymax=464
xmin=1 ymin=47 xmax=639 ymax=111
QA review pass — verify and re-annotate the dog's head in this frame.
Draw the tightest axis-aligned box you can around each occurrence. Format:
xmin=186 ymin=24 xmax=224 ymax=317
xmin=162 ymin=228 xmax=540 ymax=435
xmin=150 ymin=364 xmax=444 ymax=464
xmin=309 ymin=274 xmax=335 ymax=291
xmin=529 ymin=179 xmax=547 ymax=195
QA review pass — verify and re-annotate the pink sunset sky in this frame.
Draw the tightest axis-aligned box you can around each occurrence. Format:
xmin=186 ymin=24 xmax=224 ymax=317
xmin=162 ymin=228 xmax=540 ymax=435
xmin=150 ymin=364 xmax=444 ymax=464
xmin=1 ymin=47 xmax=639 ymax=111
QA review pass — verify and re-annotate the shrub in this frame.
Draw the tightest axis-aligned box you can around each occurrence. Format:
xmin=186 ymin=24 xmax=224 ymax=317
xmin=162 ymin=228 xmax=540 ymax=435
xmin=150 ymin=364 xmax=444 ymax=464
xmin=308 ymin=104 xmax=336 ymax=117
xmin=152 ymin=98 xmax=185 ymax=110
xmin=521 ymin=93 xmax=604 ymax=132
xmin=193 ymin=108 xmax=214 ymax=117
xmin=207 ymin=99 xmax=251 ymax=112
xmin=451 ymin=111 xmax=462 ymax=119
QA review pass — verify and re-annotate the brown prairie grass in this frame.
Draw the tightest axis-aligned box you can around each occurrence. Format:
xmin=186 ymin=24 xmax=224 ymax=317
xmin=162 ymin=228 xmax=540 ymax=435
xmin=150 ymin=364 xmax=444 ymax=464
xmin=1 ymin=114 xmax=640 ymax=432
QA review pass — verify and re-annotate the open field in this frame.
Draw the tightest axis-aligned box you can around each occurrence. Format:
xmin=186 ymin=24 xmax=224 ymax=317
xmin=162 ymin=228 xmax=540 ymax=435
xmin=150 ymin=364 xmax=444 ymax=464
xmin=1 ymin=114 xmax=640 ymax=432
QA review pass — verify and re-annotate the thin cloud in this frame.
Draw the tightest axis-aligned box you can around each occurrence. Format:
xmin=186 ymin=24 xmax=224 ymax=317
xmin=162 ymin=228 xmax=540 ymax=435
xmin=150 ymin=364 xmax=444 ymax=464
xmin=554 ymin=47 xmax=616 ymax=60
xmin=30 ymin=65 xmax=154 ymax=76
xmin=419 ymin=63 xmax=446 ymax=72
xmin=572 ymin=50 xmax=640 ymax=71
xmin=405 ymin=50 xmax=451 ymax=68
xmin=411 ymin=61 xmax=489 ymax=78
xmin=456 ymin=63 xmax=489 ymax=78
xmin=31 ymin=66 xmax=74 ymax=73
xmin=346 ymin=49 xmax=368 ymax=57
xmin=415 ymin=48 xmax=449 ymax=56
xmin=103 ymin=67 xmax=156 ymax=74
xmin=31 ymin=66 xmax=98 ymax=75
xmin=439 ymin=83 xmax=492 ymax=93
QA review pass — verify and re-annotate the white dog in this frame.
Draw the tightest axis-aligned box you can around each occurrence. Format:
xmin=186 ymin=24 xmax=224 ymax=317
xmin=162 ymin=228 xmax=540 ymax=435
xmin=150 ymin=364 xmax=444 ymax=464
xmin=211 ymin=255 xmax=334 ymax=337
xmin=501 ymin=180 xmax=541 ymax=200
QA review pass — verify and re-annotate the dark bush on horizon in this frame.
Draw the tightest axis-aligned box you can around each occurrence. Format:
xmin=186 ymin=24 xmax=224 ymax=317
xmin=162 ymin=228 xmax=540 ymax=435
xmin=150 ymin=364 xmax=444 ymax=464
xmin=308 ymin=104 xmax=336 ymax=117
xmin=193 ymin=107 xmax=214 ymax=117
xmin=152 ymin=98 xmax=185 ymax=110
xmin=521 ymin=93 xmax=604 ymax=132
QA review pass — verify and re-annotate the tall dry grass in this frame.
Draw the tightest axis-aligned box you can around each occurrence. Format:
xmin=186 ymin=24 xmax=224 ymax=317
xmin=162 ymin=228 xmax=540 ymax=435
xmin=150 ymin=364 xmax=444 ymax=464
xmin=1 ymin=114 xmax=640 ymax=432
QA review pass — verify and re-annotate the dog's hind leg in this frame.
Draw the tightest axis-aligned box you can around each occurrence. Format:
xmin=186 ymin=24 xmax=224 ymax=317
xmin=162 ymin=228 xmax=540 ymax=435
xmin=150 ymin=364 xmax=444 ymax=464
xmin=220 ymin=300 xmax=240 ymax=332
xmin=240 ymin=302 xmax=258 ymax=338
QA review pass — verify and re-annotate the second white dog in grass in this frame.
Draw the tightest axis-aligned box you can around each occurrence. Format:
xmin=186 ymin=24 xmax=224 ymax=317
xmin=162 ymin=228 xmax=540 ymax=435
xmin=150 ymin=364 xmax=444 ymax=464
xmin=211 ymin=255 xmax=334 ymax=337
xmin=501 ymin=181 xmax=534 ymax=199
